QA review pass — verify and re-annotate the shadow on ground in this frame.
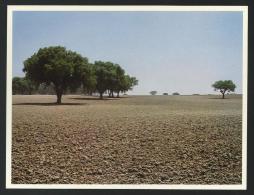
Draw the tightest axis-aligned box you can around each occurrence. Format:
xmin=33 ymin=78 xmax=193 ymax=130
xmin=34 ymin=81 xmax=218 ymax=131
xmin=13 ymin=102 xmax=87 ymax=106
xmin=69 ymin=97 xmax=120 ymax=101
xmin=208 ymin=98 xmax=229 ymax=100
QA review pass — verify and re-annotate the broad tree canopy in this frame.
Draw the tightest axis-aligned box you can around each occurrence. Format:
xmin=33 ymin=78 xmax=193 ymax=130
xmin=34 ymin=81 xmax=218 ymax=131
xmin=212 ymin=80 xmax=236 ymax=99
xmin=93 ymin=61 xmax=138 ymax=99
xmin=23 ymin=46 xmax=90 ymax=103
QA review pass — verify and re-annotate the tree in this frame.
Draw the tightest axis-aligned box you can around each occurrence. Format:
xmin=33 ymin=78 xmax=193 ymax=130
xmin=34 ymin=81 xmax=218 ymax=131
xmin=13 ymin=77 xmax=25 ymax=95
xmin=37 ymin=83 xmax=55 ymax=95
xmin=118 ymin=75 xmax=138 ymax=96
xmin=93 ymin=61 xmax=113 ymax=99
xmin=150 ymin=91 xmax=157 ymax=95
xmin=105 ymin=62 xmax=118 ymax=98
xmin=163 ymin=93 xmax=168 ymax=95
xmin=83 ymin=74 xmax=97 ymax=96
xmin=23 ymin=46 xmax=91 ymax=104
xmin=114 ymin=65 xmax=125 ymax=98
xmin=172 ymin=92 xmax=180 ymax=95
xmin=12 ymin=77 xmax=36 ymax=95
xmin=81 ymin=63 xmax=97 ymax=95
xmin=212 ymin=80 xmax=236 ymax=99
xmin=93 ymin=61 xmax=138 ymax=99
xmin=129 ymin=76 xmax=138 ymax=90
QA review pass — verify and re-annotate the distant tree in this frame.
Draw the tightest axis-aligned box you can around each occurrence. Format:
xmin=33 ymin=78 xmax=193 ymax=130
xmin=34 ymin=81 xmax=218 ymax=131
xmin=172 ymin=92 xmax=180 ymax=95
xmin=93 ymin=61 xmax=138 ymax=99
xmin=83 ymin=76 xmax=97 ymax=96
xmin=106 ymin=62 xmax=118 ymax=98
xmin=37 ymin=83 xmax=55 ymax=95
xmin=23 ymin=46 xmax=91 ymax=104
xmin=12 ymin=77 xmax=36 ymax=95
xmin=119 ymin=75 xmax=138 ymax=96
xmin=150 ymin=91 xmax=157 ymax=95
xmin=212 ymin=80 xmax=236 ymax=99
xmin=163 ymin=93 xmax=168 ymax=95
xmin=25 ymin=78 xmax=37 ymax=95
xmin=13 ymin=77 xmax=25 ymax=95
xmin=93 ymin=61 xmax=112 ymax=99
xmin=81 ymin=63 xmax=97 ymax=95
xmin=114 ymin=65 xmax=125 ymax=98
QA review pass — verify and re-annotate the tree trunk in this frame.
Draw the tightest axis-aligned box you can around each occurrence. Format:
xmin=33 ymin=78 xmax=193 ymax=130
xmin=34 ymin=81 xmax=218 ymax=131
xmin=99 ymin=92 xmax=103 ymax=100
xmin=55 ymin=85 xmax=63 ymax=104
xmin=222 ymin=92 xmax=225 ymax=99
xmin=57 ymin=92 xmax=62 ymax=104
xmin=108 ymin=90 xmax=112 ymax=98
xmin=117 ymin=91 xmax=120 ymax=98
xmin=111 ymin=91 xmax=114 ymax=98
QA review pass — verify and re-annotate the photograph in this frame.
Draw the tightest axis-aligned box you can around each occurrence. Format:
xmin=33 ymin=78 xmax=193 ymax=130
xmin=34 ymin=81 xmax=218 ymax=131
xmin=5 ymin=5 xmax=248 ymax=190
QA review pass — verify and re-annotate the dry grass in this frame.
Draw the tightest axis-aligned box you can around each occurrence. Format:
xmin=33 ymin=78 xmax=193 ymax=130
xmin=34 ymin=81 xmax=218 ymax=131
xmin=12 ymin=94 xmax=242 ymax=184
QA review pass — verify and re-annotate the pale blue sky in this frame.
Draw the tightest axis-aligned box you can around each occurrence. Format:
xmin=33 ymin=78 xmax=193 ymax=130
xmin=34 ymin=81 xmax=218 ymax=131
xmin=13 ymin=11 xmax=243 ymax=95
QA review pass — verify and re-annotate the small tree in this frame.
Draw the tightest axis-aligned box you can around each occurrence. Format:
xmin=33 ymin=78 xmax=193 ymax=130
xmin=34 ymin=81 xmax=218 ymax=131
xmin=150 ymin=91 xmax=157 ymax=95
xmin=163 ymin=93 xmax=168 ymax=95
xmin=23 ymin=46 xmax=91 ymax=104
xmin=212 ymin=80 xmax=236 ymax=99
xmin=172 ymin=92 xmax=180 ymax=95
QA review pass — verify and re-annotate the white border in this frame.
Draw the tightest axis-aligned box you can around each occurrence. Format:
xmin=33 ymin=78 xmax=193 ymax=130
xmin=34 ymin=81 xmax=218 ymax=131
xmin=6 ymin=5 xmax=248 ymax=190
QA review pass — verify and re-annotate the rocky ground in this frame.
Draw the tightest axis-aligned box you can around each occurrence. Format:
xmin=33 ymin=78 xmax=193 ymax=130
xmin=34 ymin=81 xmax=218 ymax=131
xmin=12 ymin=95 xmax=242 ymax=184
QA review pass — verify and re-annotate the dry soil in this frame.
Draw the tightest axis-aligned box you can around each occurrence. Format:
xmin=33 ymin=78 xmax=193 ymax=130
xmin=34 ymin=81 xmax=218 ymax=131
xmin=12 ymin=94 xmax=242 ymax=184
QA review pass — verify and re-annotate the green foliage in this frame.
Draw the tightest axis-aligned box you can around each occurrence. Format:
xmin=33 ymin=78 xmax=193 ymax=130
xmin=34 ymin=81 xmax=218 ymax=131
xmin=212 ymin=80 xmax=236 ymax=99
xmin=93 ymin=61 xmax=138 ymax=99
xmin=150 ymin=91 xmax=157 ymax=95
xmin=21 ymin=46 xmax=138 ymax=102
xmin=163 ymin=93 xmax=168 ymax=95
xmin=12 ymin=77 xmax=36 ymax=95
xmin=93 ymin=61 xmax=113 ymax=99
xmin=119 ymin=75 xmax=138 ymax=94
xmin=37 ymin=83 xmax=55 ymax=95
xmin=172 ymin=92 xmax=180 ymax=95
xmin=23 ymin=46 xmax=90 ymax=103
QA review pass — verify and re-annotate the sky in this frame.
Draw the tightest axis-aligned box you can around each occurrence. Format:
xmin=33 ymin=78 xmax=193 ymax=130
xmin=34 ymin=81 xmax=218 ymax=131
xmin=13 ymin=11 xmax=243 ymax=95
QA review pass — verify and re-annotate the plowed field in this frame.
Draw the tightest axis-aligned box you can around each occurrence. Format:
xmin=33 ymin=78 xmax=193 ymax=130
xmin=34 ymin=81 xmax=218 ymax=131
xmin=12 ymin=95 xmax=242 ymax=184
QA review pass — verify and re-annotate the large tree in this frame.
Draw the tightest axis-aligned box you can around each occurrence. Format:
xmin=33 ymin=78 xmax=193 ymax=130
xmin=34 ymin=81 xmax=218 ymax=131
xmin=212 ymin=80 xmax=236 ymax=99
xmin=23 ymin=46 xmax=90 ymax=104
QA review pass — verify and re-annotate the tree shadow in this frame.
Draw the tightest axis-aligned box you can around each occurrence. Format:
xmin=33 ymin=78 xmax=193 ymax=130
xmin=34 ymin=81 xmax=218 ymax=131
xmin=208 ymin=97 xmax=227 ymax=99
xmin=13 ymin=102 xmax=87 ymax=106
xmin=69 ymin=97 xmax=120 ymax=101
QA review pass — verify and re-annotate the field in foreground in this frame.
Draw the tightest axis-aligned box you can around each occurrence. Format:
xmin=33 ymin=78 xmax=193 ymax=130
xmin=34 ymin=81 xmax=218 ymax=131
xmin=12 ymin=95 xmax=242 ymax=184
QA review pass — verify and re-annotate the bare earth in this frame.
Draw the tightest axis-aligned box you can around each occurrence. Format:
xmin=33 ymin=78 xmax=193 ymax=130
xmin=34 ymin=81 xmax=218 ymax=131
xmin=12 ymin=95 xmax=242 ymax=184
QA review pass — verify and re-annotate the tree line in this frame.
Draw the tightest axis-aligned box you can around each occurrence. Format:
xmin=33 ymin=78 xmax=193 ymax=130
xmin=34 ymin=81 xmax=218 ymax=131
xmin=13 ymin=46 xmax=138 ymax=103
xmin=149 ymin=80 xmax=236 ymax=99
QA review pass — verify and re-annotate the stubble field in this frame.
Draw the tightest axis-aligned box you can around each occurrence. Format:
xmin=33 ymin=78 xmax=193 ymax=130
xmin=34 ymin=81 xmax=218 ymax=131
xmin=12 ymin=94 xmax=242 ymax=184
